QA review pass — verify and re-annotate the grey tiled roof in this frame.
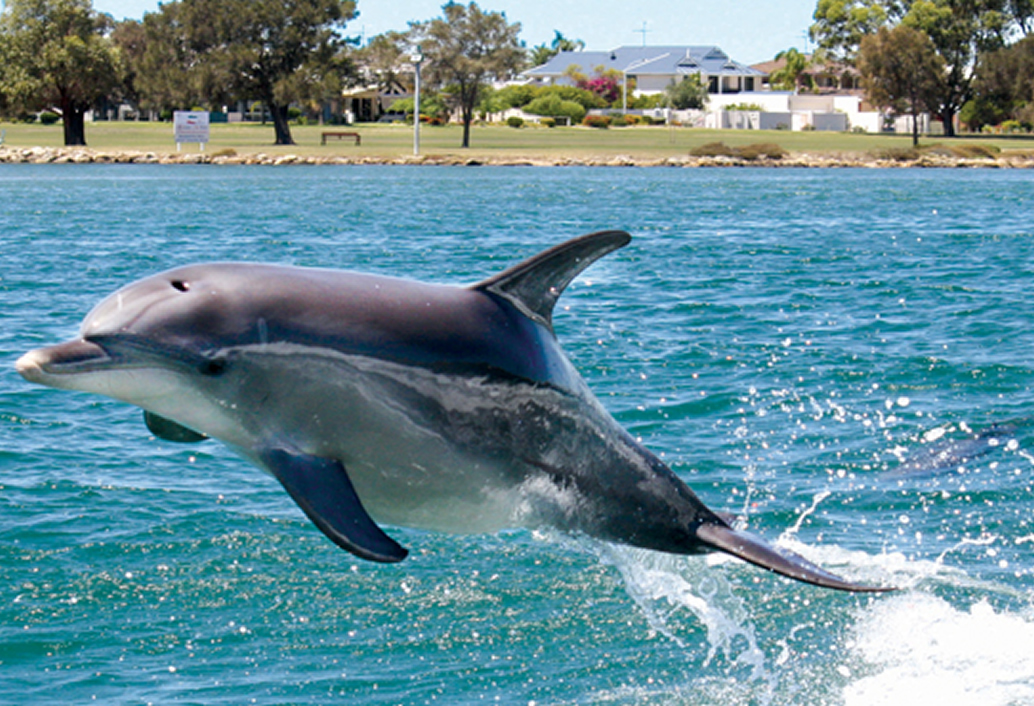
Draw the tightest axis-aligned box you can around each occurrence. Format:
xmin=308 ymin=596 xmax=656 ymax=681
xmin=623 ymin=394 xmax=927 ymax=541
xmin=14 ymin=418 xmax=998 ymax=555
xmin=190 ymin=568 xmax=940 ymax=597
xmin=525 ymin=46 xmax=765 ymax=78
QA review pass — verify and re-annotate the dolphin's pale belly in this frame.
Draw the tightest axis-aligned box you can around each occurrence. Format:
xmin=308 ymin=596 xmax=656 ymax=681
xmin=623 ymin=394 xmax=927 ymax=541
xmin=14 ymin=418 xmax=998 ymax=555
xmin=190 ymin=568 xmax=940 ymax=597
xmin=218 ymin=344 xmax=625 ymax=535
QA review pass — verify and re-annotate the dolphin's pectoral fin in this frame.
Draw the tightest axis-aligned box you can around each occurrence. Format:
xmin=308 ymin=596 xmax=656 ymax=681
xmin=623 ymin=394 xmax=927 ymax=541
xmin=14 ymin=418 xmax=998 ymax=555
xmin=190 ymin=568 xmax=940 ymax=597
xmin=144 ymin=411 xmax=208 ymax=443
xmin=695 ymin=522 xmax=895 ymax=593
xmin=472 ymin=230 xmax=631 ymax=329
xmin=258 ymin=448 xmax=408 ymax=563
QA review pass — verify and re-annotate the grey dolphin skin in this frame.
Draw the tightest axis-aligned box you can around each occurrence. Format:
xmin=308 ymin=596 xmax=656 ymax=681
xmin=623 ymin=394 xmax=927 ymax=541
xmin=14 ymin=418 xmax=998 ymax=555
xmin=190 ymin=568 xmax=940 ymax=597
xmin=16 ymin=231 xmax=890 ymax=591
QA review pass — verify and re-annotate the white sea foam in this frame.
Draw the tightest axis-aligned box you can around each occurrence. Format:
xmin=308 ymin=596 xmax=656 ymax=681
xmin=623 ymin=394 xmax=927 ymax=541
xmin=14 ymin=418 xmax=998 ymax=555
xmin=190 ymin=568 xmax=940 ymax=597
xmin=844 ymin=593 xmax=1034 ymax=706
xmin=782 ymin=540 xmax=1034 ymax=706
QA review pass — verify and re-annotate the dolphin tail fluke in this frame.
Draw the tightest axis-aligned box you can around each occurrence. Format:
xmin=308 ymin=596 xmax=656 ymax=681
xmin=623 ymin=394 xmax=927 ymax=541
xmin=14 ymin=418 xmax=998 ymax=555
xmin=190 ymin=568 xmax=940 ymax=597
xmin=695 ymin=522 xmax=894 ymax=593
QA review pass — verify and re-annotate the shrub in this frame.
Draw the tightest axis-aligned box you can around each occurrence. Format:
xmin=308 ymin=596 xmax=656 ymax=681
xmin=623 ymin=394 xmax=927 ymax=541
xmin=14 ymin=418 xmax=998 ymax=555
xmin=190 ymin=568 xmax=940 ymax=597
xmin=506 ymin=116 xmax=524 ymax=128
xmin=736 ymin=143 xmax=787 ymax=161
xmin=494 ymin=84 xmax=538 ymax=109
xmin=623 ymin=114 xmax=641 ymax=125
xmin=539 ymin=117 xmax=556 ymax=128
xmin=38 ymin=111 xmax=60 ymax=125
xmin=690 ymin=141 xmax=736 ymax=157
xmin=523 ymin=94 xmax=586 ymax=124
xmin=948 ymin=143 xmax=1000 ymax=159
xmin=689 ymin=142 xmax=787 ymax=160
xmin=724 ymin=102 xmax=764 ymax=112
xmin=534 ymin=85 xmax=606 ymax=110
xmin=872 ymin=147 xmax=921 ymax=161
xmin=582 ymin=114 xmax=612 ymax=128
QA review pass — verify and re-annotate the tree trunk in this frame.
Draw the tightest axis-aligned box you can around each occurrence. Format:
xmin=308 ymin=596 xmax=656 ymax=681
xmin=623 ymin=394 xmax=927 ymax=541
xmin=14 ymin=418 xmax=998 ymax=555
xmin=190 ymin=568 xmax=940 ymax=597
xmin=61 ymin=99 xmax=87 ymax=146
xmin=460 ymin=84 xmax=476 ymax=148
xmin=268 ymin=102 xmax=295 ymax=145
xmin=910 ymin=96 xmax=920 ymax=148
xmin=940 ymin=108 xmax=956 ymax=137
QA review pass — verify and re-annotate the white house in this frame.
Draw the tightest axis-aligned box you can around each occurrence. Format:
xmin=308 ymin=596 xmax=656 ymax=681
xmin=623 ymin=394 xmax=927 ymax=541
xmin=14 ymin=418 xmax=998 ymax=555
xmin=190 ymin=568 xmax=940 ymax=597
xmin=524 ymin=45 xmax=908 ymax=134
xmin=525 ymin=45 xmax=765 ymax=96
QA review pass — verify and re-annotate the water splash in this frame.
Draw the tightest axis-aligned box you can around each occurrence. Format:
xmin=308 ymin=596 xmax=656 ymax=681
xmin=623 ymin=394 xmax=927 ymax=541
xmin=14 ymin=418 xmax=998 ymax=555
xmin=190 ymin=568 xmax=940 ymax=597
xmin=591 ymin=542 xmax=778 ymax=703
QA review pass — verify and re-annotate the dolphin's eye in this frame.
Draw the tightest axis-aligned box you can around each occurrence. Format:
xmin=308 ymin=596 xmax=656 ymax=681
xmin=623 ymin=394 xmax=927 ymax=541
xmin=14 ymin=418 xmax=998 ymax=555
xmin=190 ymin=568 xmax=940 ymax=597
xmin=170 ymin=280 xmax=190 ymax=292
xmin=199 ymin=358 xmax=228 ymax=376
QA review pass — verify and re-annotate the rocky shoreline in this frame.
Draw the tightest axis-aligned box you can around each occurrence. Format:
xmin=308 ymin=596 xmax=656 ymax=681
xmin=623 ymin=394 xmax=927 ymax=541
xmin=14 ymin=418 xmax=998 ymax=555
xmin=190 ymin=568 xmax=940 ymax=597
xmin=3 ymin=145 xmax=1034 ymax=168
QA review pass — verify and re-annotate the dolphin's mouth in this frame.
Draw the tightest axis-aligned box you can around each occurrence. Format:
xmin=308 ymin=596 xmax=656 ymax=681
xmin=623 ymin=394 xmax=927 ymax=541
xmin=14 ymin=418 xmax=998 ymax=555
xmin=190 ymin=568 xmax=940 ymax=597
xmin=17 ymin=335 xmax=219 ymax=386
xmin=16 ymin=339 xmax=112 ymax=383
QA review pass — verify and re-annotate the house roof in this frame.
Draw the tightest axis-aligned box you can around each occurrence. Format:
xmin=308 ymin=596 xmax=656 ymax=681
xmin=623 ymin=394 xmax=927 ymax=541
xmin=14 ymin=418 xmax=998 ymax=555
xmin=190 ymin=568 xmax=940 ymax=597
xmin=526 ymin=46 xmax=765 ymax=79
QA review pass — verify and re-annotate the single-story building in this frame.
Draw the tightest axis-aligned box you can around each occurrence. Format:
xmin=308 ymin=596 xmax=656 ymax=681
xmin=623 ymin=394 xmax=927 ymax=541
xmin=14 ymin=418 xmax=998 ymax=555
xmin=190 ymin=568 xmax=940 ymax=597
xmin=524 ymin=45 xmax=766 ymax=95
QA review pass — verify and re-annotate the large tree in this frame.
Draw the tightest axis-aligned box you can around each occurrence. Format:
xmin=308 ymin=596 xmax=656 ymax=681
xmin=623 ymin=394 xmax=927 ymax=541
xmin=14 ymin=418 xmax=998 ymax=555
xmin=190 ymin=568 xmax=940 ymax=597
xmin=122 ymin=0 xmax=356 ymax=144
xmin=410 ymin=2 xmax=524 ymax=148
xmin=858 ymin=24 xmax=946 ymax=144
xmin=903 ymin=0 xmax=1011 ymax=134
xmin=0 ymin=0 xmax=122 ymax=145
xmin=967 ymin=33 xmax=1034 ymax=127
xmin=811 ymin=0 xmax=1024 ymax=135
xmin=112 ymin=5 xmax=204 ymax=117
xmin=188 ymin=0 xmax=356 ymax=144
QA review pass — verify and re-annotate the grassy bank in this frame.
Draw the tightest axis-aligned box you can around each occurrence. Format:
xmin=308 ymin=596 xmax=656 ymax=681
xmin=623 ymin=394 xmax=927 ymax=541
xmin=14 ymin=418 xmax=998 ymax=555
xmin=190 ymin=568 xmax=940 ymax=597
xmin=3 ymin=120 xmax=1032 ymax=162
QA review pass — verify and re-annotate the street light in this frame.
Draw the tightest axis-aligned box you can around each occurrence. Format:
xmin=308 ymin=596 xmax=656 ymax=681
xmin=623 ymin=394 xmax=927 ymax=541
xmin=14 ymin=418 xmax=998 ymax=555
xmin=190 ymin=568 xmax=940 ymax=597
xmin=411 ymin=45 xmax=423 ymax=156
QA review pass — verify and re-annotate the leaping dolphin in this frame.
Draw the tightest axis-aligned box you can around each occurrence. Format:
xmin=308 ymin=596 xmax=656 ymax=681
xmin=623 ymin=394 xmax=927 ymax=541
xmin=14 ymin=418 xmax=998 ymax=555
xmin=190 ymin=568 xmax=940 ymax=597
xmin=16 ymin=231 xmax=890 ymax=591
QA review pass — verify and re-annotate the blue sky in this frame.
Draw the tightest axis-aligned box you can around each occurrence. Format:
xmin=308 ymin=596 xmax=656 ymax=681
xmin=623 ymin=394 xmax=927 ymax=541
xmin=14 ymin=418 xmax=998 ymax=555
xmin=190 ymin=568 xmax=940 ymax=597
xmin=92 ymin=0 xmax=818 ymax=65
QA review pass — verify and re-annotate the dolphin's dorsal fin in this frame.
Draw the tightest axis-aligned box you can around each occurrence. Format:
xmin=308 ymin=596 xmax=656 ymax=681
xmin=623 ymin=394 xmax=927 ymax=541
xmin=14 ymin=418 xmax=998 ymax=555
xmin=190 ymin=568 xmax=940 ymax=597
xmin=472 ymin=230 xmax=631 ymax=328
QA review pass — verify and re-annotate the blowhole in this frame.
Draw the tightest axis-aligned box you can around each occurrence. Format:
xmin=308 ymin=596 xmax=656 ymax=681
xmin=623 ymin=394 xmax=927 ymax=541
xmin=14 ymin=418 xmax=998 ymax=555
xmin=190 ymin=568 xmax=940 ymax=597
xmin=171 ymin=280 xmax=190 ymax=292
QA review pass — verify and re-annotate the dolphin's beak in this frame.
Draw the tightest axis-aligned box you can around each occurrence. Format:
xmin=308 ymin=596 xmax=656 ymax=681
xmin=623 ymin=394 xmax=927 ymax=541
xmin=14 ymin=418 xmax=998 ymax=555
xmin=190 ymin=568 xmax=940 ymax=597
xmin=16 ymin=339 xmax=112 ymax=386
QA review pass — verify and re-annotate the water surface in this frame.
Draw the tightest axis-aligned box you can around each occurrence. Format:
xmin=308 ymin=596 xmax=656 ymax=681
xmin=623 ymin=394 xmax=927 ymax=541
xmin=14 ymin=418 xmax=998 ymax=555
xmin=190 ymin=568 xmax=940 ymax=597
xmin=3 ymin=165 xmax=1034 ymax=705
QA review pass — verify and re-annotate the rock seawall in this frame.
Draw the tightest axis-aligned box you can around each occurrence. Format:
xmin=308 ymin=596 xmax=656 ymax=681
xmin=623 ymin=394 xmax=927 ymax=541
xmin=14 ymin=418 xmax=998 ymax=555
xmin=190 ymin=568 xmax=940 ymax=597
xmin=2 ymin=145 xmax=1033 ymax=168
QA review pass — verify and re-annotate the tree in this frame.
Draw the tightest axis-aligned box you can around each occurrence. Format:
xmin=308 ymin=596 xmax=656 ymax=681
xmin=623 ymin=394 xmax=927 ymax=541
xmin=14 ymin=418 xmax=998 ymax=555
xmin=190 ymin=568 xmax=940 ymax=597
xmin=770 ymin=48 xmax=814 ymax=91
xmin=356 ymin=30 xmax=412 ymax=99
xmin=179 ymin=0 xmax=356 ymax=144
xmin=967 ymin=33 xmax=1034 ymax=128
xmin=0 ymin=0 xmax=122 ymax=145
xmin=410 ymin=2 xmax=524 ymax=148
xmin=810 ymin=0 xmax=892 ymax=63
xmin=858 ymin=24 xmax=946 ymax=145
xmin=665 ymin=73 xmax=708 ymax=109
xmin=112 ymin=6 xmax=203 ymax=117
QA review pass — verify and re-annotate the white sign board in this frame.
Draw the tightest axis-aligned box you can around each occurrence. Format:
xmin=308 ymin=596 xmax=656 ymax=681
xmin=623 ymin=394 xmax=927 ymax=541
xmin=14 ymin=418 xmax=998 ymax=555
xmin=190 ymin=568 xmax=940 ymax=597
xmin=173 ymin=111 xmax=210 ymax=149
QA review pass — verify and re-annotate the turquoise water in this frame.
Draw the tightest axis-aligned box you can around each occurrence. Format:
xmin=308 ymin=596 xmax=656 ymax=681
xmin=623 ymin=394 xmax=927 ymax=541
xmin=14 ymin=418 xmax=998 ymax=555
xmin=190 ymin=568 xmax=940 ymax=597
xmin=3 ymin=164 xmax=1034 ymax=705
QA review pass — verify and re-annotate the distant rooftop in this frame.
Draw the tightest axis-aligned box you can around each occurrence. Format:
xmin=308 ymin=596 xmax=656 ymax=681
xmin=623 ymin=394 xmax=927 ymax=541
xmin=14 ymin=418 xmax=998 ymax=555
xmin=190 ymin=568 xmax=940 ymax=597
xmin=525 ymin=45 xmax=765 ymax=79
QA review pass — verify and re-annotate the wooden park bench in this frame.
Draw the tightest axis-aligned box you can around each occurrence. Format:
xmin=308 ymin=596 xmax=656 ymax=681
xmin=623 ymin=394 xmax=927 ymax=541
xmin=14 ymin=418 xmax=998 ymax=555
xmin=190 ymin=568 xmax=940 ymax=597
xmin=321 ymin=131 xmax=361 ymax=146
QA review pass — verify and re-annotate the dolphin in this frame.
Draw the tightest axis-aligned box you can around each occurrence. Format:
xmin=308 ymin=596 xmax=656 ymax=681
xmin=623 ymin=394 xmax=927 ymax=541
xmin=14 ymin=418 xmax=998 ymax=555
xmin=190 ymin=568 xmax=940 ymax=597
xmin=16 ymin=231 xmax=889 ymax=591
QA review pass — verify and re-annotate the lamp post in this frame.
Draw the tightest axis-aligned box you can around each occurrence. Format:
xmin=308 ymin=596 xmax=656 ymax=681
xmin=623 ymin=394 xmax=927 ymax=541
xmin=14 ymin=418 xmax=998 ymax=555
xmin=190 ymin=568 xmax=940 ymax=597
xmin=411 ymin=46 xmax=423 ymax=156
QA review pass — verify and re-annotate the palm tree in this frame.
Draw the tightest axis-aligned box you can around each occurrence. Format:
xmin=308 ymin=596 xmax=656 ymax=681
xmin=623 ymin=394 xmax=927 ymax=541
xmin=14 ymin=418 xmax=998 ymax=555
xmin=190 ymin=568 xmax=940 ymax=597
xmin=770 ymin=48 xmax=813 ymax=92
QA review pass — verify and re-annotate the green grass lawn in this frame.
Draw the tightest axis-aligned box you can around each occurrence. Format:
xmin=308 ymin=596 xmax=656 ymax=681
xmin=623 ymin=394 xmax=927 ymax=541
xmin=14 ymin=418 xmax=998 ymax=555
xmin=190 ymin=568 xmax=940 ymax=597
xmin=2 ymin=119 xmax=1031 ymax=160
